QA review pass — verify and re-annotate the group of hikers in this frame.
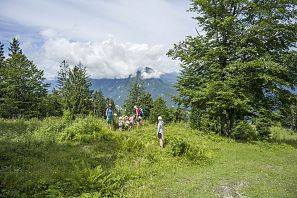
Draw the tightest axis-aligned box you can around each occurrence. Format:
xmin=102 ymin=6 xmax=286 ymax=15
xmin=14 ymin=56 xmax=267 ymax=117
xmin=105 ymin=104 xmax=165 ymax=148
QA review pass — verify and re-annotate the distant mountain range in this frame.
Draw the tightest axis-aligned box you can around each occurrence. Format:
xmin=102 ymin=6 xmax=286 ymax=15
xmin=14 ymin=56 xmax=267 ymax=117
xmin=46 ymin=70 xmax=178 ymax=106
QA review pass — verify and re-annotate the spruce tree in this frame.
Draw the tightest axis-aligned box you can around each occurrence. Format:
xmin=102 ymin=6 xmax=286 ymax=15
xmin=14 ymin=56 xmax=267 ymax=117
xmin=93 ymin=90 xmax=106 ymax=118
xmin=149 ymin=97 xmax=170 ymax=123
xmin=60 ymin=63 xmax=93 ymax=117
xmin=123 ymin=77 xmax=146 ymax=114
xmin=8 ymin=38 xmax=22 ymax=57
xmin=0 ymin=42 xmax=4 ymax=65
xmin=0 ymin=38 xmax=48 ymax=118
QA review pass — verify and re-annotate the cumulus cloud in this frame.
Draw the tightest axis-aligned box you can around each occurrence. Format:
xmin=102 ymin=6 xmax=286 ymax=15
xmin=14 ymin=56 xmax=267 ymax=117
xmin=41 ymin=33 xmax=179 ymax=79
xmin=0 ymin=0 xmax=198 ymax=79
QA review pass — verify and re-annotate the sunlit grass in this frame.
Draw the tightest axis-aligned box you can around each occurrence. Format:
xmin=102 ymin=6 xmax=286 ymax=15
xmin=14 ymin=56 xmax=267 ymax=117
xmin=0 ymin=117 xmax=297 ymax=197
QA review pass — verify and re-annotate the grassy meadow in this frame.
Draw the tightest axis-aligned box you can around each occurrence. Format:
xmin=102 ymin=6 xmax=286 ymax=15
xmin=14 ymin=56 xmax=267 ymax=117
xmin=0 ymin=116 xmax=297 ymax=197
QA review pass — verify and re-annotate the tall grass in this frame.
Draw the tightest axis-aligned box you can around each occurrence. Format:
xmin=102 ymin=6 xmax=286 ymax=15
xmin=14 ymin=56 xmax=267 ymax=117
xmin=1 ymin=117 xmax=297 ymax=197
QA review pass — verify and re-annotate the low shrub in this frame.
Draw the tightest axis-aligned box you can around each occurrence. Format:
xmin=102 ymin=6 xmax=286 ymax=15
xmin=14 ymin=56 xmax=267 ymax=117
xmin=232 ymin=121 xmax=257 ymax=141
xmin=31 ymin=117 xmax=66 ymax=141
xmin=186 ymin=145 xmax=208 ymax=162
xmin=169 ymin=137 xmax=189 ymax=157
xmin=57 ymin=116 xmax=103 ymax=142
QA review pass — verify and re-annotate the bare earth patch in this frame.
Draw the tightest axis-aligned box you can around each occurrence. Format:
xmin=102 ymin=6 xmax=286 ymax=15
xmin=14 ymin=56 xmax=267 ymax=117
xmin=216 ymin=181 xmax=248 ymax=198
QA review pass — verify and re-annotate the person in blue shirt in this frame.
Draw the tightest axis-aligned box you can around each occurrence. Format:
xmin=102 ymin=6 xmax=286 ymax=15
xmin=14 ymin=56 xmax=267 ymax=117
xmin=106 ymin=104 xmax=113 ymax=129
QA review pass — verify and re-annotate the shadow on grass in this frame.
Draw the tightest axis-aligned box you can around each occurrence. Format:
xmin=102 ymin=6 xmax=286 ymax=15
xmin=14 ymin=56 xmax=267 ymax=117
xmin=0 ymin=134 xmax=120 ymax=197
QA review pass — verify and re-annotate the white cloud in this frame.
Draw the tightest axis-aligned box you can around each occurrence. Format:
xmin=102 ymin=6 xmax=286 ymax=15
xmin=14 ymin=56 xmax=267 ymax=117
xmin=0 ymin=0 xmax=198 ymax=79
xmin=40 ymin=33 xmax=179 ymax=79
xmin=0 ymin=0 xmax=196 ymax=45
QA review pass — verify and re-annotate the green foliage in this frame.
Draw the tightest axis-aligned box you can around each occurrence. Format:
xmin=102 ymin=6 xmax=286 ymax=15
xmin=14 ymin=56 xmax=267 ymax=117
xmin=281 ymin=101 xmax=297 ymax=131
xmin=57 ymin=116 xmax=103 ymax=142
xmin=123 ymin=77 xmax=153 ymax=117
xmin=31 ymin=117 xmax=66 ymax=141
xmin=57 ymin=62 xmax=93 ymax=118
xmin=1 ymin=117 xmax=297 ymax=197
xmin=256 ymin=115 xmax=272 ymax=140
xmin=169 ymin=137 xmax=189 ymax=157
xmin=168 ymin=0 xmax=297 ymax=137
xmin=40 ymin=90 xmax=63 ymax=117
xmin=63 ymin=109 xmax=72 ymax=123
xmin=190 ymin=107 xmax=220 ymax=132
xmin=0 ymin=38 xmax=48 ymax=118
xmin=8 ymin=38 xmax=22 ymax=56
xmin=232 ymin=121 xmax=257 ymax=141
xmin=149 ymin=97 xmax=173 ymax=123
xmin=92 ymin=90 xmax=106 ymax=118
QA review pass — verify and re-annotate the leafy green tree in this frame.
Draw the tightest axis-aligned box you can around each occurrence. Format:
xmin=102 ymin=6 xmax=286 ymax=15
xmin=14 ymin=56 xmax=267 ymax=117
xmin=168 ymin=0 xmax=297 ymax=137
xmin=0 ymin=38 xmax=48 ymax=118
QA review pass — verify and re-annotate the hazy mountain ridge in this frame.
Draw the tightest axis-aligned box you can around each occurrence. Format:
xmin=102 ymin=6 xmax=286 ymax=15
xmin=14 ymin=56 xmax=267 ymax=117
xmin=90 ymin=73 xmax=178 ymax=106
xmin=46 ymin=72 xmax=178 ymax=106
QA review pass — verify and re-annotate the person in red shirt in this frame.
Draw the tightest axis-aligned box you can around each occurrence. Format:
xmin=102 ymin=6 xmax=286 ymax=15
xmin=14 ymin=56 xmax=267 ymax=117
xmin=134 ymin=105 xmax=142 ymax=127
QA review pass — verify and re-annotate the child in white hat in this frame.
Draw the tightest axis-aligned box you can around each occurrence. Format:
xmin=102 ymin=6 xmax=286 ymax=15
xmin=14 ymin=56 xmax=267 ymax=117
xmin=157 ymin=116 xmax=164 ymax=148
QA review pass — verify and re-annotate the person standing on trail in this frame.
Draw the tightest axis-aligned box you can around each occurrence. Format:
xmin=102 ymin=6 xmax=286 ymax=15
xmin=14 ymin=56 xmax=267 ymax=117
xmin=106 ymin=104 xmax=113 ymax=129
xmin=157 ymin=116 xmax=165 ymax=148
xmin=134 ymin=105 xmax=142 ymax=127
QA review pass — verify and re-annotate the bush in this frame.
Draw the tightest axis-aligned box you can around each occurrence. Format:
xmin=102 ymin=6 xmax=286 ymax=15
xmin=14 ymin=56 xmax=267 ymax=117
xmin=31 ymin=117 xmax=66 ymax=141
xmin=57 ymin=116 xmax=103 ymax=142
xmin=256 ymin=117 xmax=272 ymax=140
xmin=186 ymin=145 xmax=208 ymax=162
xmin=232 ymin=121 xmax=257 ymax=141
xmin=169 ymin=137 xmax=189 ymax=157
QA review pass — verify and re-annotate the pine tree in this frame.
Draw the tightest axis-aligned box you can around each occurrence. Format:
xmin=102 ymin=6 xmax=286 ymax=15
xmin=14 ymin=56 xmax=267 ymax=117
xmin=168 ymin=0 xmax=297 ymax=137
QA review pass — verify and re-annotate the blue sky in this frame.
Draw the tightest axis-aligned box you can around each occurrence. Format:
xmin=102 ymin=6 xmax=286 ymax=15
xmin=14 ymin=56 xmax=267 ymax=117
xmin=0 ymin=0 xmax=197 ymax=79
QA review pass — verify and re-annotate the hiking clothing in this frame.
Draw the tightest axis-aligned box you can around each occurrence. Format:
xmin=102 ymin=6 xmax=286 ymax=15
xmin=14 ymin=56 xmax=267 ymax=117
xmin=157 ymin=120 xmax=164 ymax=139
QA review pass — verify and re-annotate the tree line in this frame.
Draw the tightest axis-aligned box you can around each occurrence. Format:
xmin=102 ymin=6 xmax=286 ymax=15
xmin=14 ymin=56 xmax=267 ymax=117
xmin=0 ymin=39 xmax=184 ymax=123
xmin=1 ymin=0 xmax=296 ymax=139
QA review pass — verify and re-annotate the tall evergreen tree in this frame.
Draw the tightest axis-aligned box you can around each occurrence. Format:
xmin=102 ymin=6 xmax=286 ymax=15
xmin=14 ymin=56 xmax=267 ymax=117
xmin=123 ymin=77 xmax=146 ymax=114
xmin=93 ymin=90 xmax=106 ymax=118
xmin=149 ymin=97 xmax=170 ymax=123
xmin=8 ymin=38 xmax=22 ymax=57
xmin=60 ymin=63 xmax=93 ymax=117
xmin=56 ymin=60 xmax=69 ymax=91
xmin=168 ymin=0 xmax=297 ymax=137
xmin=0 ymin=42 xmax=4 ymax=65
xmin=0 ymin=38 xmax=48 ymax=118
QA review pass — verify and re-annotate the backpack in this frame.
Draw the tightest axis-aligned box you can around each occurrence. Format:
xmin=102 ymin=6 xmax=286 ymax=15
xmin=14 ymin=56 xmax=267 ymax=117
xmin=107 ymin=107 xmax=113 ymax=117
xmin=140 ymin=108 xmax=144 ymax=117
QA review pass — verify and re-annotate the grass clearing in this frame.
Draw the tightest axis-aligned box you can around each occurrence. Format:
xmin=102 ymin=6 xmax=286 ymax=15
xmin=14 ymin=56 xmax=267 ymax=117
xmin=0 ymin=117 xmax=297 ymax=197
